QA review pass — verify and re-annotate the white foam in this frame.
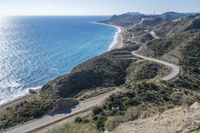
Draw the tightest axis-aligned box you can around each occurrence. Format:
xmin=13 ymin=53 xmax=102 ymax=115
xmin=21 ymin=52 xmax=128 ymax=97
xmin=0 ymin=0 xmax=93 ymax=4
xmin=0 ymin=81 xmax=21 ymax=89
xmin=91 ymin=22 xmax=121 ymax=51
xmin=0 ymin=86 xmax=42 ymax=107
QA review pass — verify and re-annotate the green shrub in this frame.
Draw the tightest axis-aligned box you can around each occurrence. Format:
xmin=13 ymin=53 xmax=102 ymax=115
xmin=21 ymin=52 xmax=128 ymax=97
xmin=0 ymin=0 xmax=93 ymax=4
xmin=82 ymin=119 xmax=90 ymax=123
xmin=105 ymin=109 xmax=139 ymax=131
xmin=92 ymin=106 xmax=103 ymax=115
xmin=122 ymin=98 xmax=140 ymax=106
xmin=92 ymin=115 xmax=98 ymax=121
xmin=95 ymin=116 xmax=107 ymax=131
xmin=181 ymin=94 xmax=200 ymax=106
xmin=74 ymin=117 xmax=83 ymax=123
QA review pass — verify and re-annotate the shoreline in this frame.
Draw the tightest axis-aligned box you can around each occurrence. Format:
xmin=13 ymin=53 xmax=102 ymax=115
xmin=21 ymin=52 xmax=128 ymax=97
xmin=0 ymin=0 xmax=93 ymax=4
xmin=0 ymin=86 xmax=41 ymax=109
xmin=91 ymin=22 xmax=124 ymax=50
xmin=108 ymin=25 xmax=124 ymax=50
xmin=0 ymin=22 xmax=125 ymax=109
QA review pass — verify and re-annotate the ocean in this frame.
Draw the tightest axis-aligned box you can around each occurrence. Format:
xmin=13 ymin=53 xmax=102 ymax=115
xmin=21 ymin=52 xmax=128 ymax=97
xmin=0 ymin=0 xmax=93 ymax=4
xmin=0 ymin=16 xmax=118 ymax=105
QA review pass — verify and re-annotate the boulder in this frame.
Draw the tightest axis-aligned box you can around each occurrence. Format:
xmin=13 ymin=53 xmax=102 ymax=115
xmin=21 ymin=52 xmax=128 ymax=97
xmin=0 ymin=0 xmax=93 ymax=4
xmin=190 ymin=102 xmax=200 ymax=110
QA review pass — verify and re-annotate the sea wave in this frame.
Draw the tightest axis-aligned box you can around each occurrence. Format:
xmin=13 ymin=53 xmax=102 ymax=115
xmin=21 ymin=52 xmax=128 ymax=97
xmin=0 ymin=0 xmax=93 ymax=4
xmin=91 ymin=22 xmax=121 ymax=51
xmin=0 ymin=86 xmax=42 ymax=107
xmin=0 ymin=81 xmax=21 ymax=89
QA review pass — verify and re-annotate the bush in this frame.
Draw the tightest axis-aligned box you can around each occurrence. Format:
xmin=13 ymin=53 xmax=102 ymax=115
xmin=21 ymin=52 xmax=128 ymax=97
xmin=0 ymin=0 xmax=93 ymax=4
xmin=82 ymin=119 xmax=90 ymax=123
xmin=181 ymin=94 xmax=200 ymax=106
xmin=95 ymin=116 xmax=107 ymax=131
xmin=115 ymin=111 xmax=125 ymax=116
xmin=74 ymin=117 xmax=83 ymax=123
xmin=122 ymin=98 xmax=140 ymax=106
xmin=92 ymin=106 xmax=103 ymax=115
xmin=105 ymin=110 xmax=140 ymax=131
xmin=105 ymin=117 xmax=123 ymax=131
xmin=92 ymin=115 xmax=98 ymax=121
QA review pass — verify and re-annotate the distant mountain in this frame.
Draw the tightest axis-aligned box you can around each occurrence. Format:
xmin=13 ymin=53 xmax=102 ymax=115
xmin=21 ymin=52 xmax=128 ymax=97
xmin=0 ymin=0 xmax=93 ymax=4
xmin=103 ymin=12 xmax=199 ymax=26
xmin=101 ymin=12 xmax=144 ymax=26
xmin=160 ymin=12 xmax=191 ymax=20
xmin=126 ymin=12 xmax=142 ymax=16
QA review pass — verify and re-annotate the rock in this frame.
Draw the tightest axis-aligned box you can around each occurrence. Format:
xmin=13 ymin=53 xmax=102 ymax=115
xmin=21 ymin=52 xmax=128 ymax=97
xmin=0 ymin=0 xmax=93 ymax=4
xmin=29 ymin=89 xmax=39 ymax=94
xmin=194 ymin=120 xmax=200 ymax=126
xmin=190 ymin=102 xmax=200 ymax=110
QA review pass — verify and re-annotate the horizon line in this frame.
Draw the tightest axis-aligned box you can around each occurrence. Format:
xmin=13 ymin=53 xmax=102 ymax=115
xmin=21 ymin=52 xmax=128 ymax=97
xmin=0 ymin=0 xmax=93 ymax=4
xmin=0 ymin=11 xmax=199 ymax=17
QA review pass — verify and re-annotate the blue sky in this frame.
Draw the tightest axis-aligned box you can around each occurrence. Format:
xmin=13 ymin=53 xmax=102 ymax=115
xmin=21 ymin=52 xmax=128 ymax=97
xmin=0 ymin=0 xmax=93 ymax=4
xmin=0 ymin=0 xmax=199 ymax=16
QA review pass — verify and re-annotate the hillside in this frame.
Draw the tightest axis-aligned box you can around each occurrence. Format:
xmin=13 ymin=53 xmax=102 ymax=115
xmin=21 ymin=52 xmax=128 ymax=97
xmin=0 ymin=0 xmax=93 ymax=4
xmin=0 ymin=12 xmax=200 ymax=133
xmin=49 ymin=12 xmax=200 ymax=133
xmin=112 ymin=102 xmax=200 ymax=133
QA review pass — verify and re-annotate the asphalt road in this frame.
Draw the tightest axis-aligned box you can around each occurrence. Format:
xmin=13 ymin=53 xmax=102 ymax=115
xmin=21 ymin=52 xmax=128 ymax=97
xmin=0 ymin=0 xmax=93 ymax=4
xmin=131 ymin=51 xmax=180 ymax=81
xmin=3 ymin=90 xmax=117 ymax=133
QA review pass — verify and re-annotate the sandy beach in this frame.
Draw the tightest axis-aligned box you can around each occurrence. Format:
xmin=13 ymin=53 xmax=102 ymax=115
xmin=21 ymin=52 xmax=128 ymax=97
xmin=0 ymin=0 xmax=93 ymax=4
xmin=109 ymin=25 xmax=125 ymax=50
xmin=91 ymin=22 xmax=125 ymax=50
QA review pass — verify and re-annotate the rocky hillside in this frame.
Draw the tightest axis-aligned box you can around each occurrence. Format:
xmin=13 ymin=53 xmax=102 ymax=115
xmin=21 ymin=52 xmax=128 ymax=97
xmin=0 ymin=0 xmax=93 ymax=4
xmin=112 ymin=102 xmax=200 ymax=133
xmin=1 ymin=12 xmax=200 ymax=132
xmin=49 ymin=13 xmax=200 ymax=133
xmin=0 ymin=45 xmax=167 ymax=130
xmin=137 ymin=15 xmax=200 ymax=91
xmin=41 ymin=49 xmax=134 ymax=98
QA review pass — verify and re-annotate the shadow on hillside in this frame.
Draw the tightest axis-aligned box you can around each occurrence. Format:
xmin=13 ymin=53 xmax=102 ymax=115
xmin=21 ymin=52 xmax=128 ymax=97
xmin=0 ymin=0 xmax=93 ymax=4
xmin=48 ymin=103 xmax=79 ymax=116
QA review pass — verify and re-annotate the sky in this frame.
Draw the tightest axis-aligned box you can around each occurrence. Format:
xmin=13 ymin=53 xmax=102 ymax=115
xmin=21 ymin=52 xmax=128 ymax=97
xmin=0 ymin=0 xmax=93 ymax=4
xmin=0 ymin=0 xmax=199 ymax=16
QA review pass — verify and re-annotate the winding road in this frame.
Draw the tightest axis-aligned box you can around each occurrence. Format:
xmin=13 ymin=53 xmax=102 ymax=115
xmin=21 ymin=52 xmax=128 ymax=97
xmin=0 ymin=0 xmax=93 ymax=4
xmin=0 ymin=15 xmax=181 ymax=133
xmin=2 ymin=50 xmax=180 ymax=133
xmin=131 ymin=51 xmax=180 ymax=81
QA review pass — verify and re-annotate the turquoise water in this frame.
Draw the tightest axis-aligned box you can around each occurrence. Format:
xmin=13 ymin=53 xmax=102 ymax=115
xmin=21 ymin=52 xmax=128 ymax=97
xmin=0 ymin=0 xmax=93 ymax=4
xmin=0 ymin=16 xmax=117 ymax=104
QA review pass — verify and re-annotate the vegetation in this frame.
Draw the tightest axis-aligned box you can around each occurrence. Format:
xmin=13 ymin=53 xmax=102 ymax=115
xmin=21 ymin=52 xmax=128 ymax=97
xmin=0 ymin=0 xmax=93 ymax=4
xmin=1 ymin=13 xmax=200 ymax=133
xmin=126 ymin=61 xmax=169 ymax=83
xmin=185 ymin=16 xmax=200 ymax=31
xmin=51 ymin=123 xmax=100 ymax=133
xmin=50 ymin=13 xmax=200 ymax=133
xmin=92 ymin=106 xmax=104 ymax=115
xmin=74 ymin=117 xmax=83 ymax=123
xmin=74 ymin=87 xmax=114 ymax=101
xmin=0 ymin=97 xmax=55 ymax=130
xmin=41 ymin=49 xmax=133 ymax=98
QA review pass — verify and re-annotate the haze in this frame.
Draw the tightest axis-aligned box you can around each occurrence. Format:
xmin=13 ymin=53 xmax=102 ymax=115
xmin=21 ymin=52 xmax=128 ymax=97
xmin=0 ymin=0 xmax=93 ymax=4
xmin=0 ymin=0 xmax=199 ymax=16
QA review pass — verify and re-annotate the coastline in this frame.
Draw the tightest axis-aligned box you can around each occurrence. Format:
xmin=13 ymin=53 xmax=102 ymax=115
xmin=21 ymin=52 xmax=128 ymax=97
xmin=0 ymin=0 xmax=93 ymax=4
xmin=108 ymin=25 xmax=124 ymax=50
xmin=91 ymin=22 xmax=124 ymax=50
xmin=0 ymin=86 xmax=41 ymax=109
xmin=0 ymin=22 xmax=124 ymax=109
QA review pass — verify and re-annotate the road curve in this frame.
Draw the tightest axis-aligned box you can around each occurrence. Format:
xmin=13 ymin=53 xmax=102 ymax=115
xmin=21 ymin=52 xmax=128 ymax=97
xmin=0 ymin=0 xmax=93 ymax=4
xmin=131 ymin=51 xmax=180 ymax=81
xmin=149 ymin=31 xmax=160 ymax=39
xmin=2 ymin=51 xmax=180 ymax=133
xmin=3 ymin=90 xmax=118 ymax=133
